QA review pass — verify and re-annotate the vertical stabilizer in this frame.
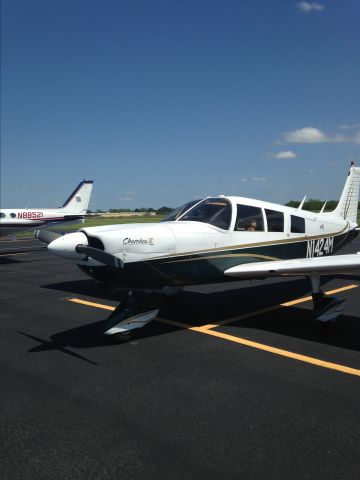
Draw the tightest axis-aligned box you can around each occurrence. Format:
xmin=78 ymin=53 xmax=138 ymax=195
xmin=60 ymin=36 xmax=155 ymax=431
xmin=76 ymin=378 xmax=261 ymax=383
xmin=61 ymin=180 xmax=94 ymax=214
xmin=331 ymin=166 xmax=360 ymax=222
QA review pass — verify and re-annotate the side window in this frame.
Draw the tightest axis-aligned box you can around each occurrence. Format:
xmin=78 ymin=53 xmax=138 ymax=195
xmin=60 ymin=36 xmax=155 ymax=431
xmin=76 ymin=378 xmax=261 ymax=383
xmin=235 ymin=205 xmax=264 ymax=231
xmin=265 ymin=209 xmax=284 ymax=232
xmin=291 ymin=215 xmax=305 ymax=233
xmin=10 ymin=213 xmax=16 ymax=218
xmin=0 ymin=212 xmax=5 ymax=218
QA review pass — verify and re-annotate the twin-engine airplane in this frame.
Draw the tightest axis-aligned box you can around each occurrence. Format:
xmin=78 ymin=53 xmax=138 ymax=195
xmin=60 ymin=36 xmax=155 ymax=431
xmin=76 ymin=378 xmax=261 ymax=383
xmin=0 ymin=180 xmax=93 ymax=237
xmin=38 ymin=165 xmax=360 ymax=342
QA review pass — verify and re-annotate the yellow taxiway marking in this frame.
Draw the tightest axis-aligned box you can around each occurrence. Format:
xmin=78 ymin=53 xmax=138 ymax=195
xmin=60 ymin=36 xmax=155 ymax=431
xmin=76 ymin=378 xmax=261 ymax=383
xmin=0 ymin=252 xmax=28 ymax=257
xmin=68 ymin=298 xmax=116 ymax=311
xmin=191 ymin=327 xmax=360 ymax=377
xmin=198 ymin=284 xmax=359 ymax=331
xmin=66 ymin=283 xmax=360 ymax=377
xmin=280 ymin=284 xmax=358 ymax=307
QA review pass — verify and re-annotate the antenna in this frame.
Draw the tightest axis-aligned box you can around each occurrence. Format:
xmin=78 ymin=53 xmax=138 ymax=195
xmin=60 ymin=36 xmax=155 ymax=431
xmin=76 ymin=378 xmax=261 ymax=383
xmin=297 ymin=195 xmax=307 ymax=211
xmin=320 ymin=201 xmax=327 ymax=214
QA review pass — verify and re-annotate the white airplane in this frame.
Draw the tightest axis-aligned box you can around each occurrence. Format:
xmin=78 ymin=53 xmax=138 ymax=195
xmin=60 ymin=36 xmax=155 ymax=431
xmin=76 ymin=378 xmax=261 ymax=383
xmin=0 ymin=180 xmax=93 ymax=237
xmin=37 ymin=164 xmax=360 ymax=342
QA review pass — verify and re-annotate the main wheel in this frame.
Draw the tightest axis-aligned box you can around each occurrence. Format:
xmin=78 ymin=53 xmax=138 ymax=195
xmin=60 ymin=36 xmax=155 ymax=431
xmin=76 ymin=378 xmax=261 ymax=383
xmin=112 ymin=331 xmax=134 ymax=344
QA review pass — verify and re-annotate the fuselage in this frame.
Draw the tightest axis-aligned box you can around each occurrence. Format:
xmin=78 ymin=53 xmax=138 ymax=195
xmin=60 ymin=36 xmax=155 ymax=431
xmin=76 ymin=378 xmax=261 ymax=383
xmin=47 ymin=195 xmax=356 ymax=291
xmin=0 ymin=179 xmax=93 ymax=237
xmin=0 ymin=208 xmax=85 ymax=237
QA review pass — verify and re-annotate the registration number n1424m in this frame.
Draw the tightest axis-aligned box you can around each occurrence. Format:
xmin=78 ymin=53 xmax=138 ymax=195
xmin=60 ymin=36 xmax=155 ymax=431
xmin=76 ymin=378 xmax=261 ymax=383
xmin=306 ymin=237 xmax=334 ymax=258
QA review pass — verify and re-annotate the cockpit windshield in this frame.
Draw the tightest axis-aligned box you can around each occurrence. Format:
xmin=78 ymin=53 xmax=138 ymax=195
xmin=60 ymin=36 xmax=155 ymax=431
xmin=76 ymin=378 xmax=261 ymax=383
xmin=178 ymin=197 xmax=232 ymax=230
xmin=161 ymin=199 xmax=202 ymax=222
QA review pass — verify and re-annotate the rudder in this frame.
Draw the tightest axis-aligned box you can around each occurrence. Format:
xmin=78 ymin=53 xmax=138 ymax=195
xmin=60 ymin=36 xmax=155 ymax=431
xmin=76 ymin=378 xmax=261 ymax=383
xmin=61 ymin=180 xmax=94 ymax=214
xmin=331 ymin=165 xmax=360 ymax=222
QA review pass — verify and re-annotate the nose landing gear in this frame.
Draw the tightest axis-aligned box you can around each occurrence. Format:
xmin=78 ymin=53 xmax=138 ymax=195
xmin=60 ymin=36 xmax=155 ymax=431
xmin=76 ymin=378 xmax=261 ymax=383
xmin=103 ymin=291 xmax=163 ymax=343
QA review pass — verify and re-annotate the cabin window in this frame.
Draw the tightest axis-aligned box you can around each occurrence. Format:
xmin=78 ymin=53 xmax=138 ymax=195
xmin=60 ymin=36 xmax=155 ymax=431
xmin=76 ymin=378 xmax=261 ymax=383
xmin=291 ymin=215 xmax=305 ymax=233
xmin=10 ymin=213 xmax=16 ymax=218
xmin=235 ymin=205 xmax=264 ymax=231
xmin=180 ymin=197 xmax=232 ymax=230
xmin=265 ymin=209 xmax=284 ymax=232
xmin=0 ymin=212 xmax=5 ymax=218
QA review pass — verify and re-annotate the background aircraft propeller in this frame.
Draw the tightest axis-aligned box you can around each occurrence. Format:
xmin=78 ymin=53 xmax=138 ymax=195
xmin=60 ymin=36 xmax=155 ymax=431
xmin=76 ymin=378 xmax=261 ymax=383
xmin=35 ymin=229 xmax=62 ymax=244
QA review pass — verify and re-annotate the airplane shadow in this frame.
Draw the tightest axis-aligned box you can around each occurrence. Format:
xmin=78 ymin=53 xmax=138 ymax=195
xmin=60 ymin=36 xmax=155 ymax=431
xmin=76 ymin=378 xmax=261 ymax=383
xmin=0 ymin=257 xmax=21 ymax=265
xmin=18 ymin=316 xmax=185 ymax=366
xmin=24 ymin=275 xmax=360 ymax=364
xmin=42 ymin=279 xmax=121 ymax=302
xmin=163 ymin=278 xmax=360 ymax=352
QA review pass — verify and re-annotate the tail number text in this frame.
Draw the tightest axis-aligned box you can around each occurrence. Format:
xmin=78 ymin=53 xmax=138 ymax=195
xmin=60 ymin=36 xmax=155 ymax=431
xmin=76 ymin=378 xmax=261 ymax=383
xmin=307 ymin=237 xmax=334 ymax=258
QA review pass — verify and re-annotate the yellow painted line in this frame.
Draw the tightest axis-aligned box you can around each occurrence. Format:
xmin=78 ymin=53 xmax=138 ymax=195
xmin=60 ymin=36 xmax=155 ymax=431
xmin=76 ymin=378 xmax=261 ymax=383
xmin=67 ymin=297 xmax=116 ymax=311
xmin=135 ymin=316 xmax=360 ymax=377
xmin=193 ymin=328 xmax=360 ymax=377
xmin=280 ymin=284 xmax=358 ymax=307
xmin=66 ymin=284 xmax=360 ymax=377
xmin=199 ymin=284 xmax=359 ymax=330
xmin=195 ymin=305 xmax=280 ymax=331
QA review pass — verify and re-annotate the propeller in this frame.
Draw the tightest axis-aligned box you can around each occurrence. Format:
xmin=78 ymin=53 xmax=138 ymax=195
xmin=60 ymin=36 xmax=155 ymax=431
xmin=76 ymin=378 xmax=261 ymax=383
xmin=35 ymin=229 xmax=62 ymax=245
xmin=75 ymin=244 xmax=124 ymax=268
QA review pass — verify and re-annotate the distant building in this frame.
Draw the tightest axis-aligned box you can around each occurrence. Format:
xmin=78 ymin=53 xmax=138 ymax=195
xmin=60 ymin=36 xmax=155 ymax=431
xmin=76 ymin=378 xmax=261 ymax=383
xmin=100 ymin=212 xmax=157 ymax=218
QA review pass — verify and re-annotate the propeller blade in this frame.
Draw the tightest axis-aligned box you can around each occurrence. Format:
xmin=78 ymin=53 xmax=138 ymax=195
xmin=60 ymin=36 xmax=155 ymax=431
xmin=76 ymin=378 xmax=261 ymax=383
xmin=75 ymin=244 xmax=124 ymax=268
xmin=35 ymin=229 xmax=62 ymax=245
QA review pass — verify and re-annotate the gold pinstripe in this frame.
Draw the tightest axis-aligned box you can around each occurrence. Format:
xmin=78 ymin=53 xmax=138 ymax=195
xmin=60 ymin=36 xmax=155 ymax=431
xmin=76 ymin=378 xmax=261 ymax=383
xmin=148 ymin=226 xmax=349 ymax=263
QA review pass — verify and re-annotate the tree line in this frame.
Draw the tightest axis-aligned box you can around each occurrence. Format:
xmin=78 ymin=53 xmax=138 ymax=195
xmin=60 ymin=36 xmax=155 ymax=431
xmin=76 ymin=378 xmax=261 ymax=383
xmin=88 ymin=206 xmax=173 ymax=215
xmin=285 ymin=199 xmax=360 ymax=211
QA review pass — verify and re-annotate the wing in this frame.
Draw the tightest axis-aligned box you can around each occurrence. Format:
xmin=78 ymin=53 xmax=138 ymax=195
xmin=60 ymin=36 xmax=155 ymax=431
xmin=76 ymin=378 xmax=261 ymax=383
xmin=224 ymin=253 xmax=360 ymax=278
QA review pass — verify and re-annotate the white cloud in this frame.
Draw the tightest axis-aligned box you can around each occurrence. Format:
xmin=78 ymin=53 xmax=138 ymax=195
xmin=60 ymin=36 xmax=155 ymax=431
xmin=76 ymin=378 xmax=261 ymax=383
xmin=251 ymin=177 xmax=267 ymax=182
xmin=284 ymin=127 xmax=328 ymax=143
xmin=297 ymin=2 xmax=324 ymax=13
xmin=118 ymin=191 xmax=136 ymax=201
xmin=239 ymin=177 xmax=267 ymax=183
xmin=339 ymin=123 xmax=360 ymax=131
xmin=353 ymin=130 xmax=360 ymax=144
xmin=281 ymin=127 xmax=351 ymax=144
xmin=274 ymin=151 xmax=297 ymax=159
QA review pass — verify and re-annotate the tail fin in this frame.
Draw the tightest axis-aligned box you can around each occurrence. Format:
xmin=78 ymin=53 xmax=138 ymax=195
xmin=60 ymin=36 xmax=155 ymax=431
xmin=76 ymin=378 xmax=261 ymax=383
xmin=61 ymin=180 xmax=94 ymax=214
xmin=330 ymin=165 xmax=360 ymax=222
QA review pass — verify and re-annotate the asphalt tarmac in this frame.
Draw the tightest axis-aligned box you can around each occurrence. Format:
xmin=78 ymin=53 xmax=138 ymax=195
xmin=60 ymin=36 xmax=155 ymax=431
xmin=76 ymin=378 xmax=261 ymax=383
xmin=1 ymin=237 xmax=360 ymax=479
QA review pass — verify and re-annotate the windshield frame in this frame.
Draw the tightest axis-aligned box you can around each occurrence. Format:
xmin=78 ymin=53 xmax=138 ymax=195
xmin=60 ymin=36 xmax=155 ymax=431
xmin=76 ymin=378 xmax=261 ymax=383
xmin=160 ymin=199 xmax=204 ymax=222
xmin=177 ymin=197 xmax=232 ymax=231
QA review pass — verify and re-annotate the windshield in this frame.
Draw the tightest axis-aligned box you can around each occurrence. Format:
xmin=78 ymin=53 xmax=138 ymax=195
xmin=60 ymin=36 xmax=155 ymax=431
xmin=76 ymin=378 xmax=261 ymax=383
xmin=178 ymin=197 xmax=232 ymax=230
xmin=161 ymin=199 xmax=202 ymax=222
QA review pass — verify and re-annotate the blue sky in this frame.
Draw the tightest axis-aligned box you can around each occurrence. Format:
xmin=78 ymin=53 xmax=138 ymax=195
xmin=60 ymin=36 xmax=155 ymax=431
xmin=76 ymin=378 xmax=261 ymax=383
xmin=1 ymin=0 xmax=359 ymax=210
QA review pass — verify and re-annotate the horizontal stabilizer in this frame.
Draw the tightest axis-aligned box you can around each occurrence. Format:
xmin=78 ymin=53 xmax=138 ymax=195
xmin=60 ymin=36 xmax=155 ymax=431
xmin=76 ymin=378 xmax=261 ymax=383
xmin=224 ymin=253 xmax=360 ymax=278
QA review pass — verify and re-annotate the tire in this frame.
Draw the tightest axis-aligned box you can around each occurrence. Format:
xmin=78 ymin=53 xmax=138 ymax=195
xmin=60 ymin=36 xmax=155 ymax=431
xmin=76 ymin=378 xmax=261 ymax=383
xmin=112 ymin=331 xmax=133 ymax=344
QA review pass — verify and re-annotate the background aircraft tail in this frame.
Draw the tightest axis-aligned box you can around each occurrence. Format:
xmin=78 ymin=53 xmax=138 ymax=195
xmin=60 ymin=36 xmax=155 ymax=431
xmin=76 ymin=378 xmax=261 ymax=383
xmin=328 ymin=165 xmax=360 ymax=223
xmin=61 ymin=180 xmax=93 ymax=214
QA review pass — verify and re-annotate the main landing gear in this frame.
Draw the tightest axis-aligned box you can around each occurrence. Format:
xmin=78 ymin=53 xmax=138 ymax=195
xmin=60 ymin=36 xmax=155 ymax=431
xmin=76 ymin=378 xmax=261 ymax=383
xmin=103 ymin=290 xmax=164 ymax=343
xmin=309 ymin=275 xmax=345 ymax=322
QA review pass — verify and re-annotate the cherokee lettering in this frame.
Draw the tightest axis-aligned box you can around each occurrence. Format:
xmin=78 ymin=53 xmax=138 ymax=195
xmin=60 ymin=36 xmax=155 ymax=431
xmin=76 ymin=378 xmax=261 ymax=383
xmin=123 ymin=237 xmax=155 ymax=245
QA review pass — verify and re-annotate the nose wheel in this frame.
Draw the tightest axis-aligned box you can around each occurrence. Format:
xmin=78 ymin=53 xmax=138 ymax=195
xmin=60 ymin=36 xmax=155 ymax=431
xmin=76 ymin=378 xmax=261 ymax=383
xmin=103 ymin=291 xmax=163 ymax=342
